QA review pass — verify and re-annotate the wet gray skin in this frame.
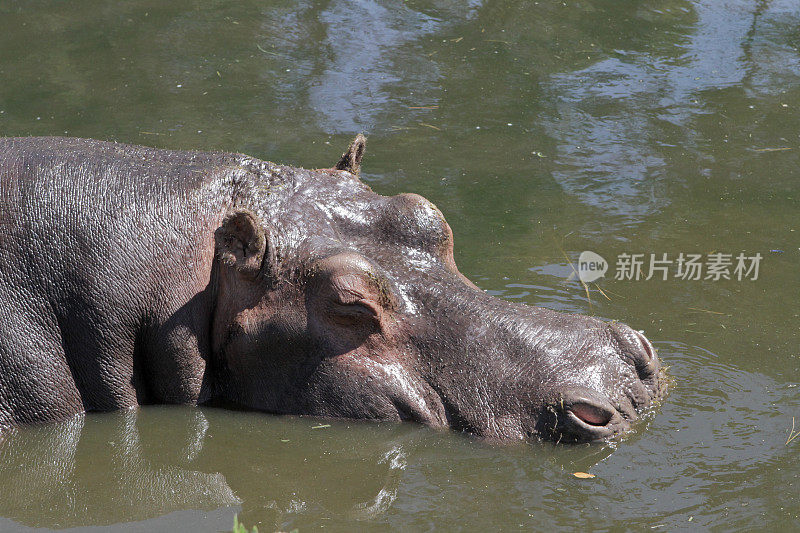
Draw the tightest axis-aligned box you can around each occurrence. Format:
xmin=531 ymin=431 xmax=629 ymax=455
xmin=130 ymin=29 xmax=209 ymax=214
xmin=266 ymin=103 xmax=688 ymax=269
xmin=0 ymin=135 xmax=665 ymax=443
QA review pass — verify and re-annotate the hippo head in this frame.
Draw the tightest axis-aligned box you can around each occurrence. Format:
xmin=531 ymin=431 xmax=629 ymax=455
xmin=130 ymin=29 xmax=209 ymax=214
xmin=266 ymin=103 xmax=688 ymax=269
xmin=210 ymin=136 xmax=666 ymax=443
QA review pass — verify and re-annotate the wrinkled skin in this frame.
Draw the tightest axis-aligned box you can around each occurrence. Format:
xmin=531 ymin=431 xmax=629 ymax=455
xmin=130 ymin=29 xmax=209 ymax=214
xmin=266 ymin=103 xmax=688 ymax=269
xmin=0 ymin=136 xmax=666 ymax=443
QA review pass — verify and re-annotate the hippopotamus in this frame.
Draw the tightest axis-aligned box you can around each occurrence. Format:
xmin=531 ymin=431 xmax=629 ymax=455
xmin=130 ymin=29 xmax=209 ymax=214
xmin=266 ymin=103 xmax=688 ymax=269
xmin=0 ymin=135 xmax=666 ymax=443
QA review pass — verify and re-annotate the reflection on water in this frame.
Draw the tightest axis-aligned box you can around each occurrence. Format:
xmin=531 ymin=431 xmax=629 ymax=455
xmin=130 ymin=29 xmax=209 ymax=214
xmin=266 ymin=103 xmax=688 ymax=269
xmin=540 ymin=0 xmax=800 ymax=227
xmin=0 ymin=0 xmax=798 ymax=530
xmin=0 ymin=408 xmax=430 ymax=531
xmin=308 ymin=0 xmax=439 ymax=133
xmin=257 ymin=0 xmax=484 ymax=134
xmin=0 ymin=409 xmax=239 ymax=530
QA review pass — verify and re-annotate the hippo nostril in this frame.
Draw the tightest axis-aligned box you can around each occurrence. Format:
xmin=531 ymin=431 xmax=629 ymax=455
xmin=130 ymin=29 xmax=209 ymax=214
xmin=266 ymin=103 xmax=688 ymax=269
xmin=633 ymin=330 xmax=654 ymax=363
xmin=611 ymin=324 xmax=659 ymax=379
xmin=570 ymin=402 xmax=613 ymax=426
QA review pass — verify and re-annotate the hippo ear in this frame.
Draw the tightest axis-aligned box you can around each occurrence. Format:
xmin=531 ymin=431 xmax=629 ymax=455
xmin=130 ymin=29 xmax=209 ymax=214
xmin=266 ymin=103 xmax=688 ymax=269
xmin=334 ymin=134 xmax=366 ymax=176
xmin=215 ymin=209 xmax=267 ymax=276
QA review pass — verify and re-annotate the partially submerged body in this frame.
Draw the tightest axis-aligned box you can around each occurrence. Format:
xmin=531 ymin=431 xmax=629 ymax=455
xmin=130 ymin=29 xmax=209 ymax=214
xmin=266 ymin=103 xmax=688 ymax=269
xmin=0 ymin=135 xmax=666 ymax=442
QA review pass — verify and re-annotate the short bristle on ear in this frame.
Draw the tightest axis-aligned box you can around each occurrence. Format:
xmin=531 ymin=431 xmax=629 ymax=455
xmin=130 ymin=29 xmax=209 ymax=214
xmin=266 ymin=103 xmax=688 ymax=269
xmin=215 ymin=209 xmax=267 ymax=275
xmin=335 ymin=133 xmax=367 ymax=176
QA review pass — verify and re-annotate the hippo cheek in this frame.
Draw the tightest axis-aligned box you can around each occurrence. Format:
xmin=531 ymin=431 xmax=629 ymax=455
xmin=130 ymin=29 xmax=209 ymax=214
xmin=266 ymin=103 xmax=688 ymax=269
xmin=307 ymin=353 xmax=448 ymax=428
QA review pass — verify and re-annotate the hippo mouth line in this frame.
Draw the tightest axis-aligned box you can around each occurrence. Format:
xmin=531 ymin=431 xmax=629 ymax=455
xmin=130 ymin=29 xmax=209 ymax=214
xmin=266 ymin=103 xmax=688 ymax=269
xmin=392 ymin=388 xmax=634 ymax=443
xmin=380 ymin=332 xmax=664 ymax=443
xmin=389 ymin=374 xmax=630 ymax=442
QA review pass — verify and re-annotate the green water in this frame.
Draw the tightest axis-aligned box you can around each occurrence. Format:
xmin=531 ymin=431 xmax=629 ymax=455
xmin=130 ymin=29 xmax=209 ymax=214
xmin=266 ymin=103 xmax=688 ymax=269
xmin=0 ymin=0 xmax=798 ymax=530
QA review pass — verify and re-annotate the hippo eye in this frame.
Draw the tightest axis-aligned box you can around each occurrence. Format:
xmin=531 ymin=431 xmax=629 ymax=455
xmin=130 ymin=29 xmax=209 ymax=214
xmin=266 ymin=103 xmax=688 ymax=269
xmin=308 ymin=252 xmax=393 ymax=328
xmin=328 ymin=299 xmax=379 ymax=326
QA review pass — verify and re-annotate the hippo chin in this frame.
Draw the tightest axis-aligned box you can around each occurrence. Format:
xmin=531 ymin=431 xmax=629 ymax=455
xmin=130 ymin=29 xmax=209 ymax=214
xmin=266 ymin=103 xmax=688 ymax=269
xmin=0 ymin=135 xmax=666 ymax=443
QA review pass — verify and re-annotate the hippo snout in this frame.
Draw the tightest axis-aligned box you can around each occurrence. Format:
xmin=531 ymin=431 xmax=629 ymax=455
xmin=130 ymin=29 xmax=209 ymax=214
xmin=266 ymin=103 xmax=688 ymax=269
xmin=536 ymin=325 xmax=665 ymax=443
